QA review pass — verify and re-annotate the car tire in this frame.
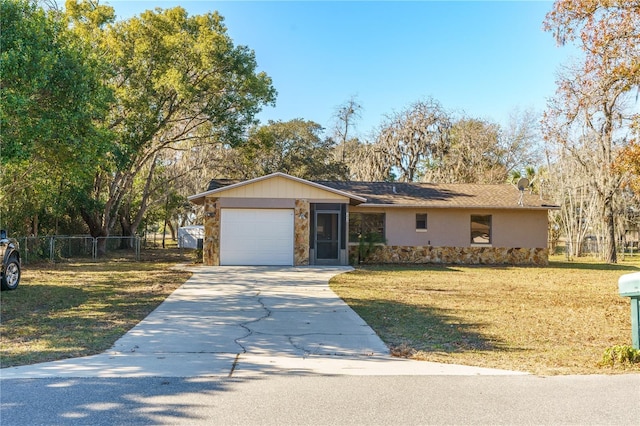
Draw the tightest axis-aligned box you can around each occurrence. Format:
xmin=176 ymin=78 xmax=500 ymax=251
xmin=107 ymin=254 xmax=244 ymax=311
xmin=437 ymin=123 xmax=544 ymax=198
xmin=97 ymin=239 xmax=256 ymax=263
xmin=1 ymin=256 xmax=20 ymax=291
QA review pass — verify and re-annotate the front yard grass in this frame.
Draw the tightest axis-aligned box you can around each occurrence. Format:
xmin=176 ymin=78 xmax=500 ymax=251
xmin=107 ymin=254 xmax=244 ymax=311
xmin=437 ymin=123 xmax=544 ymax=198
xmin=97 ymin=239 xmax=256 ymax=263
xmin=0 ymin=252 xmax=191 ymax=368
xmin=330 ymin=255 xmax=640 ymax=375
xmin=3 ymin=252 xmax=639 ymax=375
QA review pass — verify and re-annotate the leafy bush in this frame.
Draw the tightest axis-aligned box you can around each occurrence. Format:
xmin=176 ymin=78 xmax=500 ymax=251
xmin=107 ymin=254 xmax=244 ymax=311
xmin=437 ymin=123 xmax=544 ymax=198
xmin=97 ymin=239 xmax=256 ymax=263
xmin=356 ymin=232 xmax=386 ymax=263
xmin=600 ymin=345 xmax=640 ymax=367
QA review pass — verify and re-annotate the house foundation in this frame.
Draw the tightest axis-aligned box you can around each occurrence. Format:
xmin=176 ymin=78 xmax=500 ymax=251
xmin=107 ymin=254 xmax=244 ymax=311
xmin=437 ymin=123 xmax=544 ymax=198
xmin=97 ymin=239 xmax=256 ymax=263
xmin=351 ymin=245 xmax=549 ymax=266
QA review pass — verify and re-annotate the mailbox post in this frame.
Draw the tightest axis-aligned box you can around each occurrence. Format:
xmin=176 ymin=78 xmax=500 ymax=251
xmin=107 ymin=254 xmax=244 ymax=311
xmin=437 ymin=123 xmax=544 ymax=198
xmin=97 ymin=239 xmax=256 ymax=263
xmin=618 ymin=272 xmax=640 ymax=349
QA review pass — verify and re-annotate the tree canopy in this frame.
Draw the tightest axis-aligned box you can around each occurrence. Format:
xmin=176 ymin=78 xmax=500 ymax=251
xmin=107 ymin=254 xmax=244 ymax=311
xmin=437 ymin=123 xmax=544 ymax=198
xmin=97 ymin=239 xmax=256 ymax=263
xmin=0 ymin=0 xmax=276 ymax=245
xmin=238 ymin=119 xmax=348 ymax=180
xmin=65 ymin=1 xmax=276 ymax=250
xmin=0 ymin=0 xmax=111 ymax=167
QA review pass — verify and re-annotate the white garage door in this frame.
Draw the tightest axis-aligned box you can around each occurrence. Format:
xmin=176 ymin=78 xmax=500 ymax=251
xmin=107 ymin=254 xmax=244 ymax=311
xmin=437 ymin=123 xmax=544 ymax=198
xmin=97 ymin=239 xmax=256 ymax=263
xmin=220 ymin=209 xmax=294 ymax=266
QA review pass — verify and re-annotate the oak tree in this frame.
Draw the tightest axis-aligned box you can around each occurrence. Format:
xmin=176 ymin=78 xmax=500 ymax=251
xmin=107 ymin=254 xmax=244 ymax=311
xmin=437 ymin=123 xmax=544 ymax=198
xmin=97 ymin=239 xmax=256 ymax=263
xmin=376 ymin=98 xmax=451 ymax=182
xmin=0 ymin=0 xmax=112 ymax=235
xmin=237 ymin=119 xmax=349 ymax=180
xmin=64 ymin=2 xmax=276 ymax=253
xmin=543 ymin=0 xmax=639 ymax=262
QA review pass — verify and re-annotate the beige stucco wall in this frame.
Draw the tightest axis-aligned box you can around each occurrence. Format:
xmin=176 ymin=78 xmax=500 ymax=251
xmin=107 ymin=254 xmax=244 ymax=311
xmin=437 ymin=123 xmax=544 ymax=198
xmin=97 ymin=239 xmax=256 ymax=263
xmin=218 ymin=176 xmax=350 ymax=201
xmin=350 ymin=207 xmax=549 ymax=249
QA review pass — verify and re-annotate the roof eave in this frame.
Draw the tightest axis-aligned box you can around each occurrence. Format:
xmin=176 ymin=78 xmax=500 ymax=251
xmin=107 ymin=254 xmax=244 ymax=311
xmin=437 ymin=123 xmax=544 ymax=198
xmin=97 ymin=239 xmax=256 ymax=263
xmin=188 ymin=172 xmax=367 ymax=205
xmin=355 ymin=203 xmax=560 ymax=210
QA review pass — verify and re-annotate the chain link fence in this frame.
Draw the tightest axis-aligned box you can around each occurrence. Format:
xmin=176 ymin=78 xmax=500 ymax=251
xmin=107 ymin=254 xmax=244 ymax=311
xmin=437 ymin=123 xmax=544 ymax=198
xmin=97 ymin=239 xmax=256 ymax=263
xmin=555 ymin=237 xmax=637 ymax=259
xmin=17 ymin=235 xmax=141 ymax=264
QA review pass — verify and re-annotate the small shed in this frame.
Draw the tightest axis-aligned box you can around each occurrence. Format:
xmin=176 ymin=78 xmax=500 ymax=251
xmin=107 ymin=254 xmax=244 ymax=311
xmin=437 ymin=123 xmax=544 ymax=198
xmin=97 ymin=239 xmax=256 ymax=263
xmin=177 ymin=225 xmax=204 ymax=249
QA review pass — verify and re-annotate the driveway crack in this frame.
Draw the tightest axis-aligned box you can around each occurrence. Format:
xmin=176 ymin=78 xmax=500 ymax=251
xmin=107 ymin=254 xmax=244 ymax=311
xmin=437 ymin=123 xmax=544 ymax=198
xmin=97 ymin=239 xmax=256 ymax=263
xmin=234 ymin=288 xmax=272 ymax=354
xmin=288 ymin=336 xmax=312 ymax=357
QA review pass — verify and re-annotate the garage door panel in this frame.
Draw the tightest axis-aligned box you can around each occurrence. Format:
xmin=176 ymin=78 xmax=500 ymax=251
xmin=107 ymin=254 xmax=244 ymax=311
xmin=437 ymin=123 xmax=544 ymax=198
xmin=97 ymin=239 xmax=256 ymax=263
xmin=220 ymin=209 xmax=294 ymax=266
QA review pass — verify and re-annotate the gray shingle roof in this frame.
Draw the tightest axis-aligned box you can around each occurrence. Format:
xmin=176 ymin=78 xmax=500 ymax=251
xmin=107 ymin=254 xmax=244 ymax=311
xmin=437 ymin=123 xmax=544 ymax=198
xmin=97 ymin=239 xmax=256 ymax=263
xmin=206 ymin=178 xmax=244 ymax=191
xmin=316 ymin=181 xmax=557 ymax=209
xmin=201 ymin=176 xmax=558 ymax=210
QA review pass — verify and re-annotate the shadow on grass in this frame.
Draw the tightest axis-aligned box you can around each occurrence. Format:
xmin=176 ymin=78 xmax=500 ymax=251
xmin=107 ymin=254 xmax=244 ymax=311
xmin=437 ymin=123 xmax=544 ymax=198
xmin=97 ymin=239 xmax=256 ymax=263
xmin=1 ymin=284 xmax=90 ymax=319
xmin=0 ymin=281 xmax=181 ymax=367
xmin=1 ymin=285 xmax=96 ymax=367
xmin=25 ymin=260 xmax=190 ymax=274
xmin=357 ymin=260 xmax=640 ymax=273
xmin=356 ymin=264 xmax=465 ymax=273
xmin=548 ymin=261 xmax=640 ymax=272
xmin=345 ymin=297 xmax=510 ymax=355
xmin=22 ymin=247 xmax=194 ymax=268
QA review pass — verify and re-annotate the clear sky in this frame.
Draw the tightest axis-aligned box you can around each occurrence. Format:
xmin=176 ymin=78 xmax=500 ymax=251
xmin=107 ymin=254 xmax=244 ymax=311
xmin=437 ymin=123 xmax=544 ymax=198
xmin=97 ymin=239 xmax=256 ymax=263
xmin=106 ymin=0 xmax=579 ymax=139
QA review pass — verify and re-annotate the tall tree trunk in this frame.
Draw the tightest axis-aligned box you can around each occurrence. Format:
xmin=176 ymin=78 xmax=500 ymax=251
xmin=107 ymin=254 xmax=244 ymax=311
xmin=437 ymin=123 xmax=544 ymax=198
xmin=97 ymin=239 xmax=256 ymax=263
xmin=603 ymin=199 xmax=617 ymax=263
xmin=80 ymin=208 xmax=109 ymax=256
xmin=167 ymin=221 xmax=176 ymax=241
xmin=119 ymin=215 xmax=134 ymax=249
xmin=118 ymin=155 xmax=159 ymax=244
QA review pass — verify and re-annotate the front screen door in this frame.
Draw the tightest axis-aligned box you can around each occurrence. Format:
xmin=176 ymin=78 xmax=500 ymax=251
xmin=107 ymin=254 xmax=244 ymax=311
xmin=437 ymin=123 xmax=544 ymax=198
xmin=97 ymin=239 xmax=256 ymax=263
xmin=315 ymin=212 xmax=340 ymax=262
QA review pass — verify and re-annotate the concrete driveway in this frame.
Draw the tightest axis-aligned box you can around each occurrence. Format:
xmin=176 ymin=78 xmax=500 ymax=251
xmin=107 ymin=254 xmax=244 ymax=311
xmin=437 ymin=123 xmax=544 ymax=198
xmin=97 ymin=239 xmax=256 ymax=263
xmin=1 ymin=266 xmax=525 ymax=378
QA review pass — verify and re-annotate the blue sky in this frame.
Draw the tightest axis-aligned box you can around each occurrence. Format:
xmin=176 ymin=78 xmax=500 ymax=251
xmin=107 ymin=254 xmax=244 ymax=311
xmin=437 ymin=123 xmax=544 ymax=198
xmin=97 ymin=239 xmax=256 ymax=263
xmin=106 ymin=1 xmax=579 ymax=138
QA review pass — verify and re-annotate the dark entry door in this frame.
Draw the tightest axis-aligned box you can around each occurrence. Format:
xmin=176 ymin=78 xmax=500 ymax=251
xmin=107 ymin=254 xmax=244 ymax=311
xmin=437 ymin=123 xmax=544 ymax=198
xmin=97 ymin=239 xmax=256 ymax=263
xmin=315 ymin=212 xmax=340 ymax=263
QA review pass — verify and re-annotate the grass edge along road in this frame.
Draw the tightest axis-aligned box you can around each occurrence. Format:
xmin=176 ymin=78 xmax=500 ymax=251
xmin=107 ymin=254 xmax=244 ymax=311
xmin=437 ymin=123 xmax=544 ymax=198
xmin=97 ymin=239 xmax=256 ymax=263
xmin=2 ymin=253 xmax=639 ymax=375
xmin=0 ymin=253 xmax=191 ymax=368
xmin=330 ymin=255 xmax=640 ymax=376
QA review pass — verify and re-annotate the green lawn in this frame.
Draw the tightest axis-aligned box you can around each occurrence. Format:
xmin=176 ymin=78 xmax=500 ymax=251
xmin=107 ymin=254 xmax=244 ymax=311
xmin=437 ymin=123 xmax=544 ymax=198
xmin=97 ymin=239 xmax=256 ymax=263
xmin=0 ymin=251 xmax=191 ymax=368
xmin=330 ymin=255 xmax=640 ymax=375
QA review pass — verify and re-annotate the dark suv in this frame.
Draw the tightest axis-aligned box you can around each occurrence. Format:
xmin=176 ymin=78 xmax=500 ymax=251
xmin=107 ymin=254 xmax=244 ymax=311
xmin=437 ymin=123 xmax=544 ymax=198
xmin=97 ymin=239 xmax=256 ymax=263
xmin=1 ymin=230 xmax=21 ymax=291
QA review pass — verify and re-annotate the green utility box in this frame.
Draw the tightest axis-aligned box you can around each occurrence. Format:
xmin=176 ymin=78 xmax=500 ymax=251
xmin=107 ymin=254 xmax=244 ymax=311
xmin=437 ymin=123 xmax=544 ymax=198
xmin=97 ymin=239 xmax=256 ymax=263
xmin=618 ymin=272 xmax=640 ymax=349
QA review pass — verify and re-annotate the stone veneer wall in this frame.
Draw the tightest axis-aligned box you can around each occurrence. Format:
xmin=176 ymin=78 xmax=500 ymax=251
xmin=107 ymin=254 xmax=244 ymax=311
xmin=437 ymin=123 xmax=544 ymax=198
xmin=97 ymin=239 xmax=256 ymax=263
xmin=351 ymin=245 xmax=549 ymax=266
xmin=203 ymin=197 xmax=220 ymax=266
xmin=294 ymin=199 xmax=310 ymax=265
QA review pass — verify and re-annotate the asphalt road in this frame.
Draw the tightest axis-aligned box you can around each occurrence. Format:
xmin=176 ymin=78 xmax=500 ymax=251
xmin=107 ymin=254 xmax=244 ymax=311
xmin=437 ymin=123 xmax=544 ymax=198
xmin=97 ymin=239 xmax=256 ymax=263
xmin=2 ymin=374 xmax=639 ymax=425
